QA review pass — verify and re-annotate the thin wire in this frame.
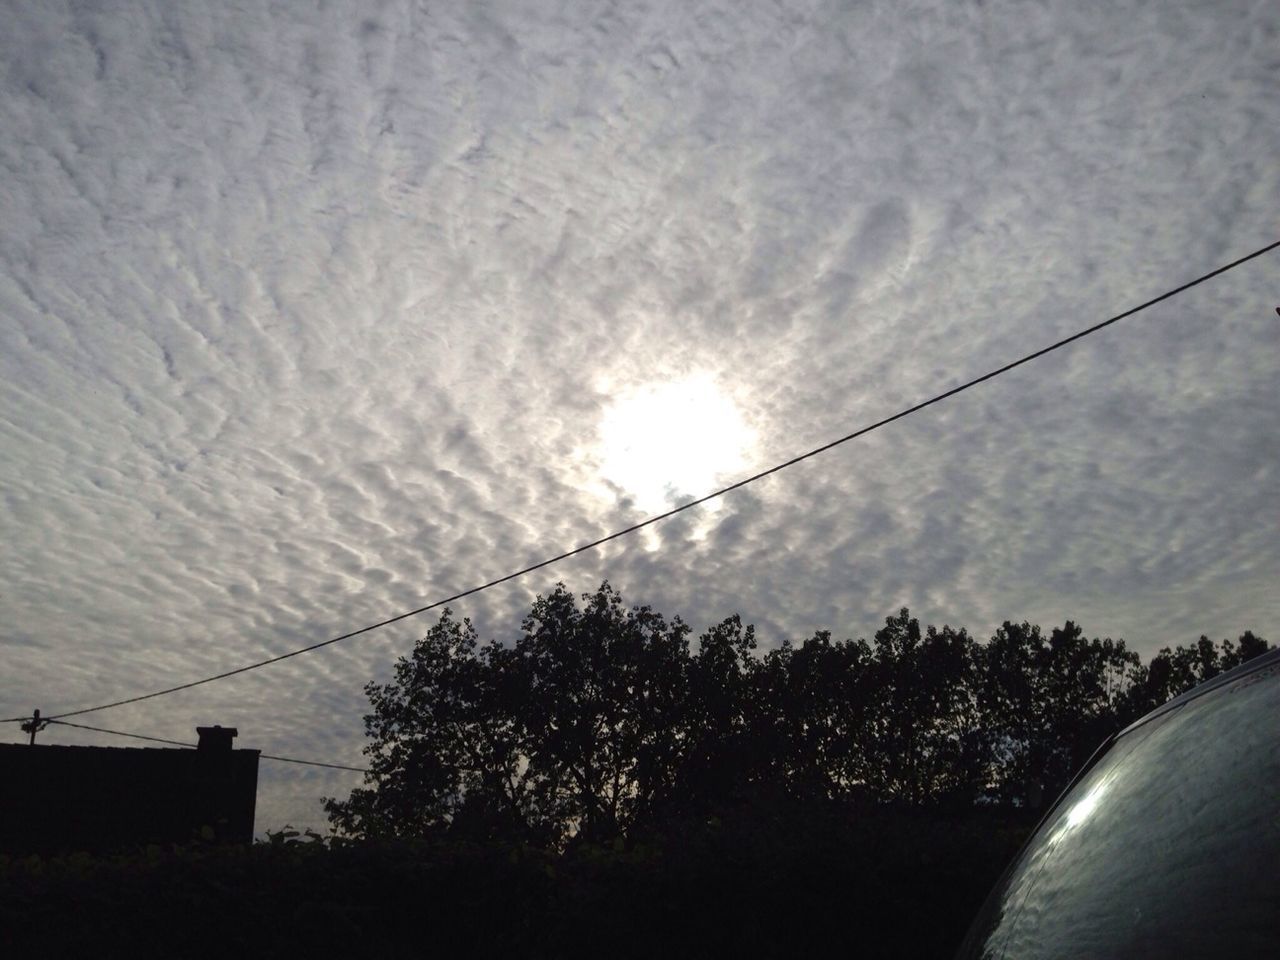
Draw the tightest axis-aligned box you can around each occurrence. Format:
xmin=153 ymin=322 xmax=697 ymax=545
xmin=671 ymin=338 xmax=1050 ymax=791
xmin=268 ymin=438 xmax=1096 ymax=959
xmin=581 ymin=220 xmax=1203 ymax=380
xmin=257 ymin=752 xmax=367 ymax=773
xmin=45 ymin=719 xmax=368 ymax=773
xmin=48 ymin=719 xmax=191 ymax=747
xmin=26 ymin=238 xmax=1280 ymax=723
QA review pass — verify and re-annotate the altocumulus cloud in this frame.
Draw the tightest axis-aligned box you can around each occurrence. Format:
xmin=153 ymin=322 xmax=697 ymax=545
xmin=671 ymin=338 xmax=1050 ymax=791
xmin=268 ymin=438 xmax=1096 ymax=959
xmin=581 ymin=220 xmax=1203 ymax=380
xmin=1 ymin=0 xmax=1278 ymax=831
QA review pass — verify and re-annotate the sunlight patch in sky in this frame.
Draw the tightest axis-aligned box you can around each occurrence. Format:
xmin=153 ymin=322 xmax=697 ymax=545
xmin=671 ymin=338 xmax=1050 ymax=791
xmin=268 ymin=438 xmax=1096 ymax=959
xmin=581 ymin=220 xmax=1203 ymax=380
xmin=595 ymin=373 xmax=756 ymax=516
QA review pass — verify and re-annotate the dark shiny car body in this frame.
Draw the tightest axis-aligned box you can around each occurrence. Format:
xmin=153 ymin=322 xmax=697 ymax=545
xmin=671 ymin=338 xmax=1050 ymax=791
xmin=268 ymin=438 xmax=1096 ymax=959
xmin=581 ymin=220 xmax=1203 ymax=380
xmin=957 ymin=646 xmax=1280 ymax=959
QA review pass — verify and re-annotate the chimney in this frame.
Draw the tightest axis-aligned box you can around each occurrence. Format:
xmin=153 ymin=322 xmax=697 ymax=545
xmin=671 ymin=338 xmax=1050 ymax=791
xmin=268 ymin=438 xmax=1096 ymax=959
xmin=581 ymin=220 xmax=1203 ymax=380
xmin=196 ymin=725 xmax=238 ymax=752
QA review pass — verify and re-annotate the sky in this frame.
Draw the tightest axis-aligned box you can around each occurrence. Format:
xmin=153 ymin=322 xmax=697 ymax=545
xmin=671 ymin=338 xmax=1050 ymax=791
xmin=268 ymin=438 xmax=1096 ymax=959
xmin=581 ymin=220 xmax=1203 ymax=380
xmin=2 ymin=0 xmax=1277 ymax=832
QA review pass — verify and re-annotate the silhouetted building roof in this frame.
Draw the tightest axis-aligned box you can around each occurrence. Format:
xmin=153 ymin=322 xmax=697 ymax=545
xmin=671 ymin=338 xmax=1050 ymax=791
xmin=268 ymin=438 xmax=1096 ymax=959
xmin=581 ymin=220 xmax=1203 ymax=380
xmin=0 ymin=725 xmax=259 ymax=856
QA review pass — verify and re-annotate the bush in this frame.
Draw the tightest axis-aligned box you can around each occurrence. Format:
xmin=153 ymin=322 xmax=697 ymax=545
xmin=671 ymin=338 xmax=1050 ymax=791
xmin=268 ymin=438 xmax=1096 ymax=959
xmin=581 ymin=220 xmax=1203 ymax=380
xmin=0 ymin=804 xmax=1032 ymax=959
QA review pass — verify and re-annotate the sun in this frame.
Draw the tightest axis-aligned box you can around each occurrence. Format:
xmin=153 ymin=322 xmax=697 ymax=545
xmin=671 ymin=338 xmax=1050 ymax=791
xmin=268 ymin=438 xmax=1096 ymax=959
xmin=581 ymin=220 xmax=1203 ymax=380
xmin=595 ymin=372 xmax=756 ymax=515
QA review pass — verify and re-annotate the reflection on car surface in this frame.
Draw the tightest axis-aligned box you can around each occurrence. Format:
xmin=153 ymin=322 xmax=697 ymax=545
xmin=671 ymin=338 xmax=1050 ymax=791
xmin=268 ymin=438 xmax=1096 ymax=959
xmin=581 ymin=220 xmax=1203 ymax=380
xmin=957 ymin=647 xmax=1280 ymax=959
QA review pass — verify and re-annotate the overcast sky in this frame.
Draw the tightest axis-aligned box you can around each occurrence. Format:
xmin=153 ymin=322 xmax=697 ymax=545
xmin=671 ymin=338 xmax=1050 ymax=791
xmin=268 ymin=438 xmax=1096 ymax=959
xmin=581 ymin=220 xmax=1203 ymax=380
xmin=2 ymin=0 xmax=1277 ymax=831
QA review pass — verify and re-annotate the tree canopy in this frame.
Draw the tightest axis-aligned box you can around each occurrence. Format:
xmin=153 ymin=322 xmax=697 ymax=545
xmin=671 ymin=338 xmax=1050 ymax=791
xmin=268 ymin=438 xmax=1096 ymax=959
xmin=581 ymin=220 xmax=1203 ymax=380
xmin=326 ymin=582 xmax=1270 ymax=845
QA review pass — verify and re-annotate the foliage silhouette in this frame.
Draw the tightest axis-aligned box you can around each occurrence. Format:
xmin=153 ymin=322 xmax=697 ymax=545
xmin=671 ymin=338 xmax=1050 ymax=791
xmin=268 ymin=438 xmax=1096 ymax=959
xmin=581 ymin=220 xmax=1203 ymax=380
xmin=328 ymin=582 xmax=1271 ymax=841
xmin=1 ymin=806 xmax=1035 ymax=959
xmin=977 ymin=620 xmax=1141 ymax=806
xmin=4 ymin=583 xmax=1270 ymax=959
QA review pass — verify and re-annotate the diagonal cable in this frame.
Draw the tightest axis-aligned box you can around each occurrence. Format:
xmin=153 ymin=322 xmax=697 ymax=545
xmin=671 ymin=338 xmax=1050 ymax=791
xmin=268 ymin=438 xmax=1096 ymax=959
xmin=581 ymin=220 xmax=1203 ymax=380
xmin=18 ymin=237 xmax=1278 ymax=723
xmin=45 ymin=719 xmax=368 ymax=773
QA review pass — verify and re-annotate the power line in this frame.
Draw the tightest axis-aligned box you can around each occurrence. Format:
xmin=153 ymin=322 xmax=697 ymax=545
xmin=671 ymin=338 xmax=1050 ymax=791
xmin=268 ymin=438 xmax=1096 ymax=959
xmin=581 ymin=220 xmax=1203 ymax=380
xmin=44 ymin=719 xmax=368 ymax=773
xmin=48 ymin=719 xmax=190 ymax=747
xmin=20 ymin=237 xmax=1280 ymax=724
xmin=255 ymin=751 xmax=367 ymax=773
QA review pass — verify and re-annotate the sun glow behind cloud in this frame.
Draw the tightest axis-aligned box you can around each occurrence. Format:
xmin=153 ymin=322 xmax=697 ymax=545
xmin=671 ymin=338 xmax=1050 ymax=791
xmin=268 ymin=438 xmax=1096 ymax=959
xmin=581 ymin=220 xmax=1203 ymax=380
xmin=595 ymin=373 xmax=756 ymax=518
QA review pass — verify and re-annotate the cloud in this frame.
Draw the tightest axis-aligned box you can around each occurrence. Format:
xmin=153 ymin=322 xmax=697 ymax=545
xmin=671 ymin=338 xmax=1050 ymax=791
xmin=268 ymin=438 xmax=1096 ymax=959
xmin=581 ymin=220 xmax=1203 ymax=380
xmin=2 ymin=0 xmax=1278 ymax=831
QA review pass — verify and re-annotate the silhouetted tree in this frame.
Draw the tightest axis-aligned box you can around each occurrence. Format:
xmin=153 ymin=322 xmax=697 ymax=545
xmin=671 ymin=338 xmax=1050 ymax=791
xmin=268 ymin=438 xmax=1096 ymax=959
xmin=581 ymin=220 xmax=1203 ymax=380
xmin=977 ymin=621 xmax=1141 ymax=807
xmin=666 ymin=613 xmax=766 ymax=817
xmin=324 ymin=610 xmax=544 ymax=842
xmin=1121 ymin=631 xmax=1271 ymax=718
xmin=862 ymin=610 xmax=988 ymax=805
xmin=328 ymin=581 xmax=1269 ymax=842
xmin=757 ymin=630 xmax=877 ymax=804
xmin=326 ymin=582 xmax=692 ymax=847
xmin=515 ymin=582 xmax=691 ymax=845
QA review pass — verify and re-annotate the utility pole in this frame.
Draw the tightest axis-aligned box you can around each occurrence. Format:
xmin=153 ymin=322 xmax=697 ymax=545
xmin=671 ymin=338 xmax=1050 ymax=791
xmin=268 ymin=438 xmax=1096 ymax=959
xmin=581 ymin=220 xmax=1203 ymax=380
xmin=20 ymin=709 xmax=46 ymax=745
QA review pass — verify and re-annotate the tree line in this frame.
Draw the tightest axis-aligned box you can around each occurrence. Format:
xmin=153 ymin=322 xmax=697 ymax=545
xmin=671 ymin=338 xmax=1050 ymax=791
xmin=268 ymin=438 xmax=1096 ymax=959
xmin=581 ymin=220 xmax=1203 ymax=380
xmin=325 ymin=581 xmax=1269 ymax=847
